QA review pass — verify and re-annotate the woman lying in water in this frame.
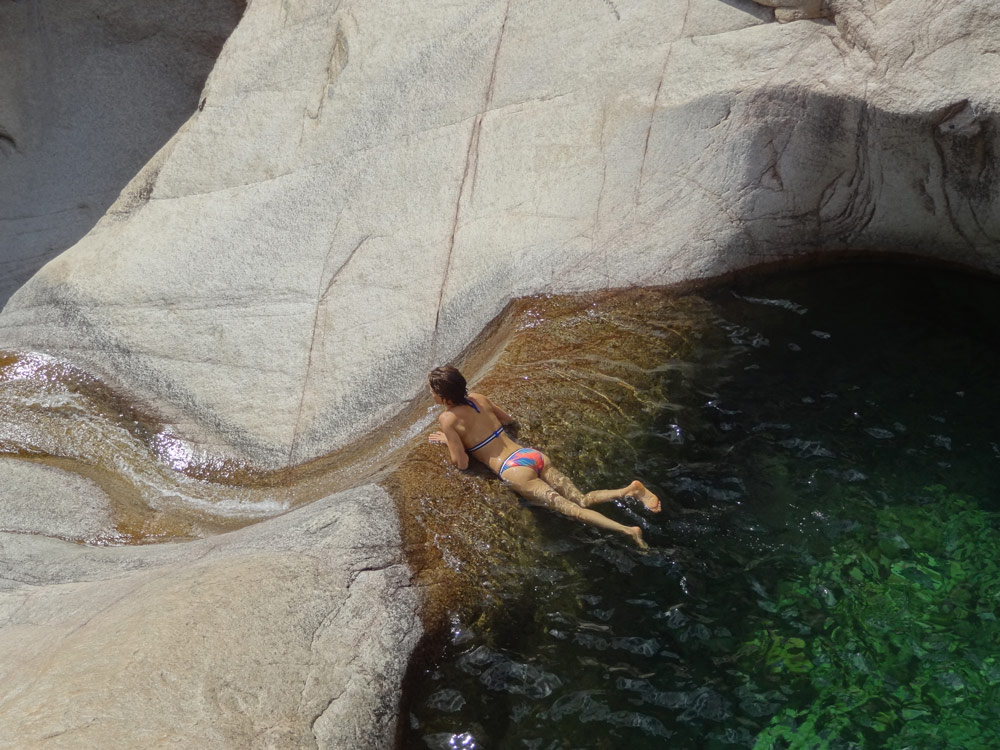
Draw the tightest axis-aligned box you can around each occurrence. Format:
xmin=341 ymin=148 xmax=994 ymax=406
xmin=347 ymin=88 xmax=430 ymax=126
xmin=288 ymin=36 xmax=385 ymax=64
xmin=427 ymin=366 xmax=660 ymax=548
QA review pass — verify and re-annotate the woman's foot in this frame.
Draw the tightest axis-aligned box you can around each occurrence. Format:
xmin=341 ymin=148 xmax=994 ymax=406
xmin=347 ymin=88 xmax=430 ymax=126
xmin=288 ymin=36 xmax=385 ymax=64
xmin=626 ymin=480 xmax=661 ymax=513
xmin=624 ymin=525 xmax=648 ymax=549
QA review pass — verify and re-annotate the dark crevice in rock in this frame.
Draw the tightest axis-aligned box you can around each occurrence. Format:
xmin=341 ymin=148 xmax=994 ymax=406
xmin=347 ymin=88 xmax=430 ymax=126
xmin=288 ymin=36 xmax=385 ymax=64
xmin=431 ymin=1 xmax=510 ymax=363
xmin=468 ymin=0 xmax=509 ymax=203
xmin=291 ymin=232 xmax=371 ymax=464
xmin=0 ymin=127 xmax=16 ymax=155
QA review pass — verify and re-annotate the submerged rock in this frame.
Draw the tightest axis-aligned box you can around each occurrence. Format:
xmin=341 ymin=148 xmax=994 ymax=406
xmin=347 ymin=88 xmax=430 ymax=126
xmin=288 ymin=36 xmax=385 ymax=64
xmin=389 ymin=289 xmax=706 ymax=634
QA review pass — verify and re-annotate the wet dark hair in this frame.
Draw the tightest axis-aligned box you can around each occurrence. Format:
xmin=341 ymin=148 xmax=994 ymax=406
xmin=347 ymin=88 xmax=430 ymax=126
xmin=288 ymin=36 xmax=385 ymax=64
xmin=428 ymin=365 xmax=468 ymax=405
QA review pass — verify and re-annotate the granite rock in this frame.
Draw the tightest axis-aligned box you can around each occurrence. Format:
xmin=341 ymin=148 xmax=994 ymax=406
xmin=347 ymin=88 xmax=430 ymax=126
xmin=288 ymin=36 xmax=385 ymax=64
xmin=0 ymin=0 xmax=243 ymax=308
xmin=0 ymin=459 xmax=112 ymax=541
xmin=0 ymin=1 xmax=998 ymax=746
xmin=0 ymin=484 xmax=420 ymax=749
xmin=1 ymin=0 xmax=997 ymax=468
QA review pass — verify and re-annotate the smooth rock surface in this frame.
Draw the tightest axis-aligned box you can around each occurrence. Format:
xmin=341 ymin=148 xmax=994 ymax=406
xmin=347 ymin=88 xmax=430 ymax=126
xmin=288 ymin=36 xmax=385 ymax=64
xmin=1 ymin=0 xmax=997 ymax=469
xmin=0 ymin=458 xmax=113 ymax=541
xmin=0 ymin=484 xmax=420 ymax=749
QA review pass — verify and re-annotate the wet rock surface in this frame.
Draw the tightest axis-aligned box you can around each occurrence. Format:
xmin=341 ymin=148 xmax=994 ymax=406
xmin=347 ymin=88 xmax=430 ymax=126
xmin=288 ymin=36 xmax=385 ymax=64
xmin=390 ymin=289 xmax=707 ymax=630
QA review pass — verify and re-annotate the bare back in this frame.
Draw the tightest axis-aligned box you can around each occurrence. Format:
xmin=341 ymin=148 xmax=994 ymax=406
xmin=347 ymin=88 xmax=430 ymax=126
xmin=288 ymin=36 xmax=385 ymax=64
xmin=439 ymin=392 xmax=521 ymax=474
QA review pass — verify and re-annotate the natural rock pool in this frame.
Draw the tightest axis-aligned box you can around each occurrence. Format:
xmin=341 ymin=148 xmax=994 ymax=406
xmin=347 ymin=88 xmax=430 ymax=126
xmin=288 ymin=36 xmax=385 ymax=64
xmin=403 ymin=262 xmax=1000 ymax=749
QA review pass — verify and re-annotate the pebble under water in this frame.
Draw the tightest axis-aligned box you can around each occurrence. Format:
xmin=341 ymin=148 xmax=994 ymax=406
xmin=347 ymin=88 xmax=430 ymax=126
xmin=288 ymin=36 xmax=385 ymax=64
xmin=404 ymin=263 xmax=1000 ymax=749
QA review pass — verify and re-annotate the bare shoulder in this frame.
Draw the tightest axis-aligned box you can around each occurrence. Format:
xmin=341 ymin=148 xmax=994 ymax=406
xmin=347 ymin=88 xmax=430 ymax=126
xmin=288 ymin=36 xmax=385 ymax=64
xmin=468 ymin=391 xmax=490 ymax=407
xmin=438 ymin=410 xmax=458 ymax=427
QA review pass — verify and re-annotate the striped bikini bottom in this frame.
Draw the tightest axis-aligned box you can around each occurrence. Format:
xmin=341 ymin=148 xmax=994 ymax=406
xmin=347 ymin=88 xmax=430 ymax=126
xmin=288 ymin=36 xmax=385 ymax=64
xmin=498 ymin=447 xmax=545 ymax=478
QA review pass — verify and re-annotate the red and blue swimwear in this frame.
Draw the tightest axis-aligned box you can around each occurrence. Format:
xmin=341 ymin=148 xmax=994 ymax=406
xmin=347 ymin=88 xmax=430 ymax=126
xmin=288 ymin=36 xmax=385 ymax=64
xmin=462 ymin=398 xmax=544 ymax=477
xmin=499 ymin=447 xmax=545 ymax=477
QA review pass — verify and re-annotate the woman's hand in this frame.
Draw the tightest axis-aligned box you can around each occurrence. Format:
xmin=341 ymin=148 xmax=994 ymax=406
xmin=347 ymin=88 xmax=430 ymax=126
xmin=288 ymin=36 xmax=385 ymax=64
xmin=429 ymin=423 xmax=470 ymax=469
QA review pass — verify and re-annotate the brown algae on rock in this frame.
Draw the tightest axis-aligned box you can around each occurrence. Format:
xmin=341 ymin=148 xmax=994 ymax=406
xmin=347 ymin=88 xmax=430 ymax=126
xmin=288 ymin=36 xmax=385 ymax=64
xmin=387 ymin=287 xmax=713 ymax=630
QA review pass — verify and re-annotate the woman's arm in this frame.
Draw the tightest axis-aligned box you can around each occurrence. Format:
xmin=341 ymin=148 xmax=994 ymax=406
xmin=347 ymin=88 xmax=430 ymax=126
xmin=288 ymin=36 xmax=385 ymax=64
xmin=428 ymin=414 xmax=469 ymax=469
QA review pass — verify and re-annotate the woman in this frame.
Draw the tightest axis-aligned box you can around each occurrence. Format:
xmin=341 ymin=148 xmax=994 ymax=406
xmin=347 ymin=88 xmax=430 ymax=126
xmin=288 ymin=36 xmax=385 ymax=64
xmin=427 ymin=366 xmax=660 ymax=548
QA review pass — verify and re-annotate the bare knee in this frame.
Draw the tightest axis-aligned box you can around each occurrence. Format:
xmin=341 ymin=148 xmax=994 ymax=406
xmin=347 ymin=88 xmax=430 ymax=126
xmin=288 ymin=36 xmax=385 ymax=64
xmin=535 ymin=489 xmax=587 ymax=521
xmin=513 ymin=481 xmax=585 ymax=519
xmin=512 ymin=480 xmax=558 ymax=508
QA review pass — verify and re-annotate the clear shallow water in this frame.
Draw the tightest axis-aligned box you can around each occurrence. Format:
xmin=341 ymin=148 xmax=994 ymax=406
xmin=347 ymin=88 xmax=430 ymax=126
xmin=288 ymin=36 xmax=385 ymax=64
xmin=404 ymin=263 xmax=1000 ymax=749
xmin=0 ymin=349 xmax=426 ymax=543
xmin=0 ymin=351 xmax=292 ymax=542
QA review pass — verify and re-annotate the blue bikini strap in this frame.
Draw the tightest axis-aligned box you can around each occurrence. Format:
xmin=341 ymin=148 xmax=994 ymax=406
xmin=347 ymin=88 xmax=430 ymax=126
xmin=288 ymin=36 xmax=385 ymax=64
xmin=468 ymin=425 xmax=504 ymax=453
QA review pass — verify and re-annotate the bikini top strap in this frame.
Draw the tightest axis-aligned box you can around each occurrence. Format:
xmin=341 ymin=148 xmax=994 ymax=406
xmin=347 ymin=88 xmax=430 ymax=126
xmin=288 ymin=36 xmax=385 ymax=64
xmin=464 ymin=397 xmax=480 ymax=413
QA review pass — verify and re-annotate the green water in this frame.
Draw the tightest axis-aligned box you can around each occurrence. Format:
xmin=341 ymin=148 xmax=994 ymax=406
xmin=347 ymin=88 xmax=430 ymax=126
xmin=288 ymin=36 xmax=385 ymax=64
xmin=404 ymin=263 xmax=1000 ymax=749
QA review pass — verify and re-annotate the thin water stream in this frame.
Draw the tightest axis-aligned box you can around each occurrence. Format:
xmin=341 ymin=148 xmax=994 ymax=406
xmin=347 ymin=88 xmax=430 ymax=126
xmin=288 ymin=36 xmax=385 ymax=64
xmin=403 ymin=262 xmax=1000 ymax=749
xmin=0 ymin=350 xmax=438 ymax=543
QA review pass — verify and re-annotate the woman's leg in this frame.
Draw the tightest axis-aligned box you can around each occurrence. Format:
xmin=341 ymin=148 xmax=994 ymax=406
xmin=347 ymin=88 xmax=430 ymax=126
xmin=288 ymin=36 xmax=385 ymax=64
xmin=537 ymin=463 xmax=587 ymax=503
xmin=508 ymin=474 xmax=647 ymax=548
xmin=541 ymin=463 xmax=661 ymax=512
